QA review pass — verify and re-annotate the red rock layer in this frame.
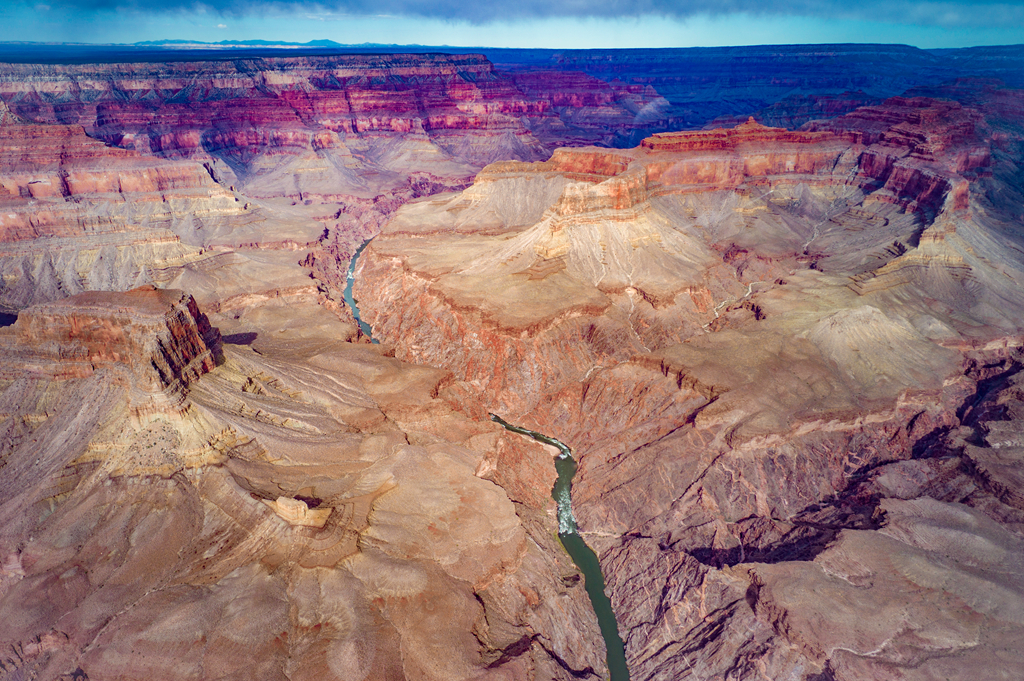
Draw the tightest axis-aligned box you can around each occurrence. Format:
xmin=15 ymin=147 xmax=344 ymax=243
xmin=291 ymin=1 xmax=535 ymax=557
xmin=473 ymin=102 xmax=988 ymax=218
xmin=0 ymin=289 xmax=607 ymax=681
xmin=649 ymin=104 xmax=987 ymax=216
xmin=357 ymin=100 xmax=996 ymax=423
xmin=0 ymin=116 xmax=239 ymax=243
xmin=354 ymin=94 xmax=1024 ymax=679
xmin=0 ymin=55 xmax=555 ymax=169
xmin=806 ymin=97 xmax=990 ymax=215
xmin=0 ymin=285 xmax=219 ymax=391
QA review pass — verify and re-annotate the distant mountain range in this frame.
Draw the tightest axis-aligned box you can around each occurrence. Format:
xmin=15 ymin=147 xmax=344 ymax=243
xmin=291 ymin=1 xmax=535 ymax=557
xmin=133 ymin=39 xmax=424 ymax=48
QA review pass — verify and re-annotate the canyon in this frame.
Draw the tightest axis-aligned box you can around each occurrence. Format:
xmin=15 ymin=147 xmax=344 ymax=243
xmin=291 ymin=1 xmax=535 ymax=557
xmin=355 ymin=94 xmax=1024 ymax=679
xmin=0 ymin=45 xmax=1023 ymax=681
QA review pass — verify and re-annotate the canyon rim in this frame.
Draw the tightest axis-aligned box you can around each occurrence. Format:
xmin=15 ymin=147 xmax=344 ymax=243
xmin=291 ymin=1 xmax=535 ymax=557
xmin=0 ymin=41 xmax=1023 ymax=681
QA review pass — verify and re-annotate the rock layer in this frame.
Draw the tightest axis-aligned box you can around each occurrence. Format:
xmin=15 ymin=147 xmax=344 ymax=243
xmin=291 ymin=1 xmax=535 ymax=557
xmin=355 ymin=95 xmax=1024 ymax=680
xmin=0 ymin=54 xmax=565 ymax=197
xmin=0 ymin=111 xmax=249 ymax=311
xmin=0 ymin=285 xmax=219 ymax=390
xmin=3 ymin=47 xmax=1024 ymax=681
xmin=0 ymin=53 xmax=663 ymax=316
xmin=0 ymin=287 xmax=608 ymax=681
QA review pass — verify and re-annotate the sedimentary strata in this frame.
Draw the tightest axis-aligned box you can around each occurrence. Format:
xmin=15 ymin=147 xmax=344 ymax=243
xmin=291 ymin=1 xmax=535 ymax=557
xmin=355 ymin=96 xmax=1024 ymax=679
xmin=0 ymin=53 xmax=641 ymax=198
xmin=0 ymin=53 xmax=663 ymax=312
xmin=0 ymin=105 xmax=246 ymax=310
xmin=2 ymin=44 xmax=1024 ymax=680
xmin=0 ymin=287 xmax=609 ymax=680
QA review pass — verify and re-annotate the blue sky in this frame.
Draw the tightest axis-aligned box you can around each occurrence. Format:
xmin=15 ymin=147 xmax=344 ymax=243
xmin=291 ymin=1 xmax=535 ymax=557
xmin=1 ymin=1 xmax=1021 ymax=48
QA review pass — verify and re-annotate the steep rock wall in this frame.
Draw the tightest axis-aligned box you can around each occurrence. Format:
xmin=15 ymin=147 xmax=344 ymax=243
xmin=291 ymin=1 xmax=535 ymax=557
xmin=354 ymin=96 xmax=1024 ymax=680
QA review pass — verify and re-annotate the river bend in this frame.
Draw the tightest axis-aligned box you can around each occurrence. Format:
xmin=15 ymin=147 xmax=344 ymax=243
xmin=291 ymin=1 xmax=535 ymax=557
xmin=489 ymin=414 xmax=630 ymax=681
xmin=345 ymin=241 xmax=628 ymax=680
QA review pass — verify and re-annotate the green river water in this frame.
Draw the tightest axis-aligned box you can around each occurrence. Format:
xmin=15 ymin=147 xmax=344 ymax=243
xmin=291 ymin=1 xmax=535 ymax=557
xmin=489 ymin=414 xmax=630 ymax=681
xmin=344 ymin=239 xmax=379 ymax=343
xmin=344 ymin=243 xmax=628 ymax=679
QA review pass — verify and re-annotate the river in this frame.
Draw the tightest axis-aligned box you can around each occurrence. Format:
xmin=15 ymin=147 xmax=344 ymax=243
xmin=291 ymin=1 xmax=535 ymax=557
xmin=343 ymin=240 xmax=628 ymax=679
xmin=344 ymin=239 xmax=379 ymax=343
xmin=489 ymin=414 xmax=630 ymax=681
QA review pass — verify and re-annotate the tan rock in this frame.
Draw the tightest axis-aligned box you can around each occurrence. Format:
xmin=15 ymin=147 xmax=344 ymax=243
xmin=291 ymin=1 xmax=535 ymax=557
xmin=263 ymin=496 xmax=333 ymax=528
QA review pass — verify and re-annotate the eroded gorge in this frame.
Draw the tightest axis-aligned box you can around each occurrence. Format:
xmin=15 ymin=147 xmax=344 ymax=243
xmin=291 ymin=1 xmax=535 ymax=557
xmin=1 ymin=45 xmax=1024 ymax=681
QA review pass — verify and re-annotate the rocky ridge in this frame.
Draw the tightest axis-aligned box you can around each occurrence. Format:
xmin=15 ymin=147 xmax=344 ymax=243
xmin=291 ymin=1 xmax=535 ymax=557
xmin=354 ymin=94 xmax=1024 ymax=679
xmin=0 ymin=287 xmax=610 ymax=681
xmin=0 ymin=286 xmax=219 ymax=391
xmin=2 ymin=48 xmax=1024 ymax=681
xmin=0 ymin=53 xmax=670 ymax=318
xmin=0 ymin=54 xmax=649 ymax=197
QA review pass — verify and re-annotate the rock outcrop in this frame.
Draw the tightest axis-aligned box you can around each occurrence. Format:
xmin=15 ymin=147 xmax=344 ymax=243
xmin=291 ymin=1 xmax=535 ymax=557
xmin=0 ymin=53 xmax=664 ymax=315
xmin=3 ymin=46 xmax=1024 ymax=681
xmin=0 ymin=285 xmax=219 ymax=391
xmin=0 ymin=286 xmax=608 ymax=681
xmin=357 ymin=99 xmax=1006 ymax=418
xmin=0 ymin=54 xmax=555 ymax=196
xmin=355 ymin=95 xmax=1024 ymax=680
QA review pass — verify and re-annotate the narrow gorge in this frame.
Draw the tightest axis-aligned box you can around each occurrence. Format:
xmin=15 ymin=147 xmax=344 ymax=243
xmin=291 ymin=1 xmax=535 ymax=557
xmin=353 ymin=94 xmax=1024 ymax=679
xmin=489 ymin=414 xmax=630 ymax=681
xmin=348 ymin=237 xmax=628 ymax=678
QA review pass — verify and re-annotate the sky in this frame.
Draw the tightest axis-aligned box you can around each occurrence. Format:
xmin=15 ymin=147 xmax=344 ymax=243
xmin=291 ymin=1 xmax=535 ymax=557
xmin=1 ymin=0 xmax=1022 ymax=48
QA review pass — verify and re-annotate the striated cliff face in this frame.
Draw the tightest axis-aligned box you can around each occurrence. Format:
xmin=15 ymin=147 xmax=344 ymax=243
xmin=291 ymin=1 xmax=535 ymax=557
xmin=0 ymin=287 xmax=610 ymax=681
xmin=0 ymin=53 xmax=670 ymax=315
xmin=0 ymin=54 xmax=567 ymax=197
xmin=3 ymin=48 xmax=1024 ymax=681
xmin=0 ymin=286 xmax=219 ymax=391
xmin=355 ymin=94 xmax=1024 ymax=680
xmin=357 ymin=98 xmax=1004 ymax=418
xmin=0 ymin=110 xmax=253 ymax=311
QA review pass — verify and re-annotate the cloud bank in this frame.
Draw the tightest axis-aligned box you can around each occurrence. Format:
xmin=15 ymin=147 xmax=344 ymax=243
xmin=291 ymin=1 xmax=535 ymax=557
xmin=18 ymin=0 xmax=1024 ymax=27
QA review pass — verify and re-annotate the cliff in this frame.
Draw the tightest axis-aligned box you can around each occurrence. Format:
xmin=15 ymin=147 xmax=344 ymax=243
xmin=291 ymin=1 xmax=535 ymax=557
xmin=0 ymin=55 xmax=554 ymax=195
xmin=3 ymin=48 xmax=1024 ymax=681
xmin=0 ymin=120 xmax=242 ymax=240
xmin=0 ymin=284 xmax=608 ymax=681
xmin=0 ymin=285 xmax=219 ymax=391
xmin=0 ymin=53 xmax=662 ymax=315
xmin=354 ymin=95 xmax=1024 ymax=680
xmin=0 ymin=111 xmax=255 ymax=311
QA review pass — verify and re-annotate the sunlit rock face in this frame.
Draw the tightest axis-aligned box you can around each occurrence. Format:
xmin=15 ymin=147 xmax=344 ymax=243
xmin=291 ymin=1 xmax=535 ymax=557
xmin=357 ymin=99 xmax=1007 ymax=422
xmin=2 ymin=45 xmax=1024 ymax=681
xmin=0 ymin=53 xmax=669 ymax=313
xmin=356 ymin=95 xmax=1024 ymax=679
xmin=0 ymin=286 xmax=219 ymax=390
xmin=0 ymin=287 xmax=609 ymax=681
xmin=0 ymin=105 xmax=247 ymax=311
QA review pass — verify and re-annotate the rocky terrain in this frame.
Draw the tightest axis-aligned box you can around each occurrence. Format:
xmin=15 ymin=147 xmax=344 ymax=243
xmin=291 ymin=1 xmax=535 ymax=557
xmin=355 ymin=94 xmax=1024 ymax=679
xmin=0 ymin=285 xmax=610 ymax=680
xmin=1 ymin=45 xmax=1023 ymax=681
xmin=0 ymin=51 xmax=643 ymax=680
xmin=0 ymin=52 xmax=681 ymax=309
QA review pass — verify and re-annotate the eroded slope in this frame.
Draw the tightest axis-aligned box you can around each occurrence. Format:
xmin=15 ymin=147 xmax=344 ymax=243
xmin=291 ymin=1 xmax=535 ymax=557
xmin=0 ymin=288 xmax=608 ymax=681
xmin=355 ymin=96 xmax=1024 ymax=680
